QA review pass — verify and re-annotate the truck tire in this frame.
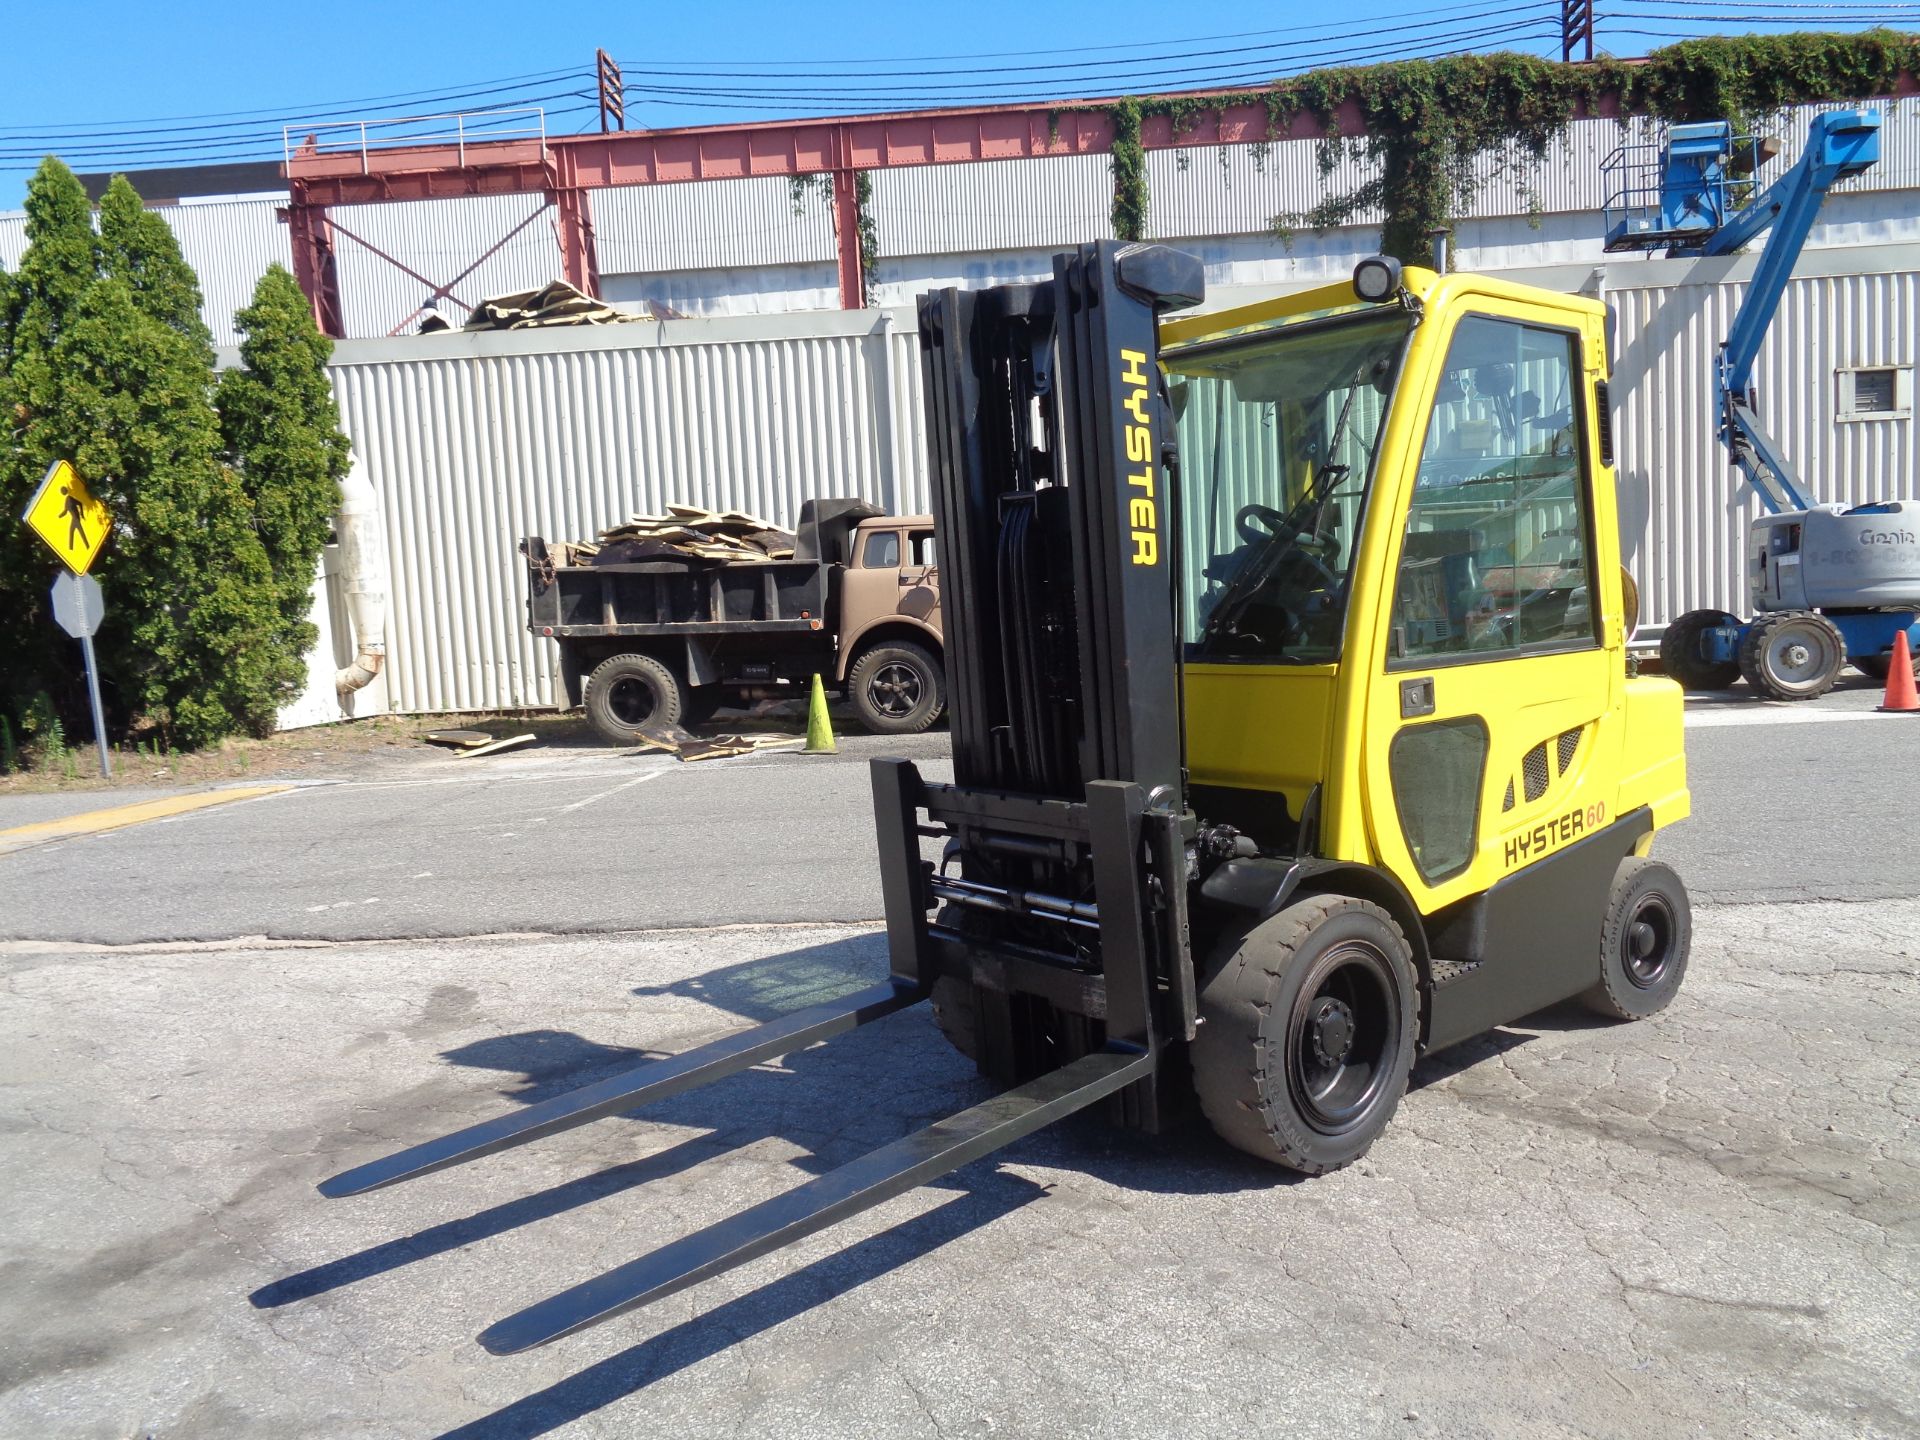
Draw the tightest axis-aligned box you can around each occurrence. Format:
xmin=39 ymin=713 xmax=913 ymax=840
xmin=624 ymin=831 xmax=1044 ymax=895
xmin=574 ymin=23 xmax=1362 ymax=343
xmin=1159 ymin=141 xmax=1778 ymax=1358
xmin=1739 ymin=610 xmax=1844 ymax=701
xmin=1659 ymin=608 xmax=1742 ymax=691
xmin=1581 ymin=857 xmax=1691 ymax=1021
xmin=584 ymin=652 xmax=685 ymax=744
xmin=849 ymin=641 xmax=945 ymax=734
xmin=1191 ymin=894 xmax=1418 ymax=1175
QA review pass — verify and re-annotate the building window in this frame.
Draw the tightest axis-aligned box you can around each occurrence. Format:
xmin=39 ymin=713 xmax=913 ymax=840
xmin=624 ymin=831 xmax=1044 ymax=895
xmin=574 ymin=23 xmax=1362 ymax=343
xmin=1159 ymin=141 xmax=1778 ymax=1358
xmin=1837 ymin=366 xmax=1913 ymax=421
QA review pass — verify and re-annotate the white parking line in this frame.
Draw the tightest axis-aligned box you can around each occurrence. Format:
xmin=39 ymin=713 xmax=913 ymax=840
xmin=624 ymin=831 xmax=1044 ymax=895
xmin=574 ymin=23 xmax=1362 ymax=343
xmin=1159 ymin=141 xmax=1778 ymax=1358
xmin=557 ymin=767 xmax=673 ymax=813
xmin=1684 ymin=706 xmax=1900 ymax=729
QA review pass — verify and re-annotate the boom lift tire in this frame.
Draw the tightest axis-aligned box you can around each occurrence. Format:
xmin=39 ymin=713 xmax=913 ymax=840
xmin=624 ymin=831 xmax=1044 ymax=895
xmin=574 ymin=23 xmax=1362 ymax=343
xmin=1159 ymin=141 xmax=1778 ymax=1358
xmin=1659 ymin=609 xmax=1743 ymax=691
xmin=1581 ymin=857 xmax=1692 ymax=1021
xmin=1192 ymin=894 xmax=1419 ymax=1175
xmin=1852 ymin=653 xmax=1891 ymax=682
xmin=584 ymin=652 xmax=686 ymax=744
xmin=1738 ymin=610 xmax=1845 ymax=701
xmin=849 ymin=640 xmax=945 ymax=734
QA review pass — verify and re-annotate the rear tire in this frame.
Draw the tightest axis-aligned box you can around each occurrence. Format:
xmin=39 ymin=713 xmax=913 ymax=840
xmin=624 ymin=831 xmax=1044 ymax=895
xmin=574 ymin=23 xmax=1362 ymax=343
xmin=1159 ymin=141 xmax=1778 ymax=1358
xmin=1581 ymin=857 xmax=1691 ymax=1021
xmin=1853 ymin=654 xmax=1891 ymax=682
xmin=1659 ymin=609 xmax=1742 ymax=691
xmin=584 ymin=653 xmax=685 ymax=745
xmin=1191 ymin=894 xmax=1418 ymax=1175
xmin=848 ymin=641 xmax=945 ymax=734
xmin=1739 ymin=610 xmax=1844 ymax=701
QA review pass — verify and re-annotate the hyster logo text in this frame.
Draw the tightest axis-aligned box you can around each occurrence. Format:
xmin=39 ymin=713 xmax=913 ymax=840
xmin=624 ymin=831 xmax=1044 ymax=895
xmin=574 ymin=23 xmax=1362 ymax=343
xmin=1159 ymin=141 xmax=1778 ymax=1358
xmin=1504 ymin=801 xmax=1606 ymax=868
xmin=1120 ymin=347 xmax=1157 ymax=566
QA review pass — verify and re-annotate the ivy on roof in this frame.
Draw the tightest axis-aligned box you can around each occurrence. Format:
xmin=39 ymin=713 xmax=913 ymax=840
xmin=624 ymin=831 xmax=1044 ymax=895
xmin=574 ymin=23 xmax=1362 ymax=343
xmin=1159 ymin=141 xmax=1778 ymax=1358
xmin=1072 ymin=29 xmax=1920 ymax=264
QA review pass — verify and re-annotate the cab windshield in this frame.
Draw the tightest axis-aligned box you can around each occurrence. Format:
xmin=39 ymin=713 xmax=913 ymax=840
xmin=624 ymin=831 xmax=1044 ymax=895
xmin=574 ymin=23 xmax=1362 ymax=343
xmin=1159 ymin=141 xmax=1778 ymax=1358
xmin=1167 ymin=311 xmax=1411 ymax=664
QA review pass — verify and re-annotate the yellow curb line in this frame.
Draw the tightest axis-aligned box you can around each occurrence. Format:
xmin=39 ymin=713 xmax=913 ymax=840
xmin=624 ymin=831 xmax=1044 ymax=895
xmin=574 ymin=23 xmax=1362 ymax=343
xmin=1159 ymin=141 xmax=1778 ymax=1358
xmin=0 ymin=786 xmax=292 ymax=856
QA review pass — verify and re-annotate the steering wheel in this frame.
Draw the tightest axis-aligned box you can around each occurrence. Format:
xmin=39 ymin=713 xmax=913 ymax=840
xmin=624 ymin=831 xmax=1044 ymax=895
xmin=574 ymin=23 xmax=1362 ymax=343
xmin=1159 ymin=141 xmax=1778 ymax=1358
xmin=1236 ymin=502 xmax=1295 ymax=546
xmin=1234 ymin=502 xmax=1341 ymax=589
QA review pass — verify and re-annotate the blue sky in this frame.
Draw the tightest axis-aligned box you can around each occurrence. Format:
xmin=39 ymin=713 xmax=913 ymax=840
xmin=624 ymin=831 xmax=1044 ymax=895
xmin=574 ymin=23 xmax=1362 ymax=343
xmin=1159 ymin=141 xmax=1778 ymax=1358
xmin=1 ymin=1 xmax=1905 ymax=208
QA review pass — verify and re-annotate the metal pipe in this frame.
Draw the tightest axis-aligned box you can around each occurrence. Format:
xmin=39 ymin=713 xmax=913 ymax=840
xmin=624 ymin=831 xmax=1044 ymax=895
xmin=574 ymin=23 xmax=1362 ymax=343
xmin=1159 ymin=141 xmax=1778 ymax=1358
xmin=929 ymin=876 xmax=1100 ymax=930
xmin=333 ymin=462 xmax=389 ymax=700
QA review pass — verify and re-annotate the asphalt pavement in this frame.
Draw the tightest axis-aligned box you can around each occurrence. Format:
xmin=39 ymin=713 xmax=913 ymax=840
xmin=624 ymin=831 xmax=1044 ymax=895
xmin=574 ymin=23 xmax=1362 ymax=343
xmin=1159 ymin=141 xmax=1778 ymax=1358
xmin=1 ymin=681 xmax=1916 ymax=1439
xmin=0 ymin=678 xmax=1911 ymax=945
xmin=1 ymin=903 xmax=1913 ymax=1439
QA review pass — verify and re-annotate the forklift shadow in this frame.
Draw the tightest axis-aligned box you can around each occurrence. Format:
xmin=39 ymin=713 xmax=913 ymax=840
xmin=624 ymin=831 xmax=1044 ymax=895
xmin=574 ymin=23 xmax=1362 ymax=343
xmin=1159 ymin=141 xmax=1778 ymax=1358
xmin=430 ymin=1170 xmax=1046 ymax=1440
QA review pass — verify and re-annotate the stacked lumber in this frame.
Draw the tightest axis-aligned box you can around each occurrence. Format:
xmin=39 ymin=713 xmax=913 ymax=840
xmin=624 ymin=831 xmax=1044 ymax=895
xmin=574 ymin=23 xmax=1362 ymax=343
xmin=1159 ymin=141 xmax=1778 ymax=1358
xmin=560 ymin=504 xmax=799 ymax=567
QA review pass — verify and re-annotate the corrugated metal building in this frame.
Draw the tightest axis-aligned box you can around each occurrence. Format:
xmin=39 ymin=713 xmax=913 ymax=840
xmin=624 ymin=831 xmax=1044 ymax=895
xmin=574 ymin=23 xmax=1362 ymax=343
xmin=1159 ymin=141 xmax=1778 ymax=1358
xmin=2 ymin=98 xmax=1913 ymax=722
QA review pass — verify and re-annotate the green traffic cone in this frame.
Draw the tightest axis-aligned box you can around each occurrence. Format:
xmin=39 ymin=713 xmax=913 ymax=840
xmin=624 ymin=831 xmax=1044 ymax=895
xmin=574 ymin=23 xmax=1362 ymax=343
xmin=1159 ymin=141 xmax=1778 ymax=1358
xmin=804 ymin=673 xmax=837 ymax=753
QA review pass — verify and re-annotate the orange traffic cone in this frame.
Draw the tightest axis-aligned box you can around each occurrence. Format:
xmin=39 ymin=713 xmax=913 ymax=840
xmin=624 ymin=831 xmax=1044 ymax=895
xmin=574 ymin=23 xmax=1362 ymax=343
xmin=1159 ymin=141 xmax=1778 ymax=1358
xmin=1879 ymin=630 xmax=1918 ymax=713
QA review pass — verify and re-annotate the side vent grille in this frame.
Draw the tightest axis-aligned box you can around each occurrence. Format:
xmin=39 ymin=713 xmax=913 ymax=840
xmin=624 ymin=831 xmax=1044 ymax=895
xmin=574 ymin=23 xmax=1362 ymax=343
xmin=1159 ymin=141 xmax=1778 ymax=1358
xmin=1594 ymin=380 xmax=1614 ymax=467
xmin=1557 ymin=727 xmax=1581 ymax=774
xmin=1502 ymin=779 xmax=1516 ymax=813
xmin=1522 ymin=743 xmax=1550 ymax=802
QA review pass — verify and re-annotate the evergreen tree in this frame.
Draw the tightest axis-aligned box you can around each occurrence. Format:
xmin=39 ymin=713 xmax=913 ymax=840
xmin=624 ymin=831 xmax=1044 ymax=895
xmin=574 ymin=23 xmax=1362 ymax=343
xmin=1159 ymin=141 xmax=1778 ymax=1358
xmin=0 ymin=159 xmax=103 ymax=727
xmin=53 ymin=277 xmax=286 ymax=746
xmin=1 ymin=161 xmax=296 ymax=748
xmin=97 ymin=174 xmax=215 ymax=366
xmin=218 ymin=264 xmax=353 ymax=664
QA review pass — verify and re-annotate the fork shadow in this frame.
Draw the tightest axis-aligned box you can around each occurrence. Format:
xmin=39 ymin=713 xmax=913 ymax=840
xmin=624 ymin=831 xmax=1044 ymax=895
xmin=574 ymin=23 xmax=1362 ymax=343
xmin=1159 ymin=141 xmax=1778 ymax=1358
xmin=433 ymin=1170 xmax=1045 ymax=1440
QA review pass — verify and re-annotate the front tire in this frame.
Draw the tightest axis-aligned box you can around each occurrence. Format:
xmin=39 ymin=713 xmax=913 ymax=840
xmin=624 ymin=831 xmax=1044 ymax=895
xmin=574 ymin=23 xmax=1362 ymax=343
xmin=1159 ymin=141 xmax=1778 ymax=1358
xmin=1659 ymin=609 xmax=1742 ymax=691
xmin=848 ymin=641 xmax=945 ymax=734
xmin=1739 ymin=610 xmax=1845 ymax=701
xmin=1582 ymin=857 xmax=1691 ymax=1020
xmin=1192 ymin=894 xmax=1419 ymax=1175
xmin=584 ymin=652 xmax=685 ymax=745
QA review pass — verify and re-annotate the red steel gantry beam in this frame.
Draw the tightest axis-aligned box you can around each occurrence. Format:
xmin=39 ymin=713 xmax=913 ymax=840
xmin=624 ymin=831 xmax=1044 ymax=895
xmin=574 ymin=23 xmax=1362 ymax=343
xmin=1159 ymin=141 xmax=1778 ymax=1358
xmin=282 ymin=88 xmax=1393 ymax=331
xmin=280 ymin=71 xmax=1914 ymax=332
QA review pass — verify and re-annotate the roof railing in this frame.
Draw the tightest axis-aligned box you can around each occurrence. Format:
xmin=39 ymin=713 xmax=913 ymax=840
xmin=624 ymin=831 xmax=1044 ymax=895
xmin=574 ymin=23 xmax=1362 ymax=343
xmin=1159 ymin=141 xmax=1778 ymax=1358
xmin=284 ymin=106 xmax=547 ymax=174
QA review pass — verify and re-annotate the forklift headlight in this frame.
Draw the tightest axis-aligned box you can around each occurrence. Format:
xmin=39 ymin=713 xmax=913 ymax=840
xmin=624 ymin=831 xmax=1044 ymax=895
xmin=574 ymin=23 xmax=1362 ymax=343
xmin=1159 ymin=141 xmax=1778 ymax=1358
xmin=1353 ymin=256 xmax=1402 ymax=303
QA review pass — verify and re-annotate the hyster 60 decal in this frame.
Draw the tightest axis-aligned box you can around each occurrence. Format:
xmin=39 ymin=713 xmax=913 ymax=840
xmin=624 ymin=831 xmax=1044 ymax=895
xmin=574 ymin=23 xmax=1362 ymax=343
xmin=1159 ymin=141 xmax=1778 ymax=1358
xmin=1120 ymin=347 xmax=1157 ymax=566
xmin=1504 ymin=801 xmax=1606 ymax=868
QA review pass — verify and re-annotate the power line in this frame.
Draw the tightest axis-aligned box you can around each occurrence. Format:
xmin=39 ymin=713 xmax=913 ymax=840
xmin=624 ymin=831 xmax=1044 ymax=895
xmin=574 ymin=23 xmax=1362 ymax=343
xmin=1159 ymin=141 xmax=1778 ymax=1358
xmin=616 ymin=16 xmax=1566 ymax=104
xmin=614 ymin=0 xmax=1543 ymax=81
xmin=0 ymin=94 xmax=595 ymax=164
xmin=0 ymin=103 xmax=600 ymax=173
xmin=0 ymin=66 xmax=591 ymax=136
xmin=619 ymin=25 xmax=1570 ymax=114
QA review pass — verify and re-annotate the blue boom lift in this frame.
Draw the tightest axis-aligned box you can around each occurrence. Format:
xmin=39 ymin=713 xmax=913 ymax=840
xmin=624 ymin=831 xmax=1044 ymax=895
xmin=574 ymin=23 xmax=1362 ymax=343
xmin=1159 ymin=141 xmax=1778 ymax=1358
xmin=1603 ymin=108 xmax=1920 ymax=698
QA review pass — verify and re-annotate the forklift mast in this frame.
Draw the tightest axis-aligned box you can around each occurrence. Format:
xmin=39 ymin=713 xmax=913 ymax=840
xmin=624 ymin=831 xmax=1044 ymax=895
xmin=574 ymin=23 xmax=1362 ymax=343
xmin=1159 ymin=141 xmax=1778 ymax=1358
xmin=873 ymin=240 xmax=1206 ymax=1107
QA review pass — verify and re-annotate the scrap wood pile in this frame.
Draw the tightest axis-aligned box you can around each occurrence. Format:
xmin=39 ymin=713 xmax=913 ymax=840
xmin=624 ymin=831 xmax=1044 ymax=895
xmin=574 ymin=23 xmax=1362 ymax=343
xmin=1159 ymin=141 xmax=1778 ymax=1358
xmin=619 ymin=720 xmax=801 ymax=763
xmin=556 ymin=503 xmax=798 ymax=568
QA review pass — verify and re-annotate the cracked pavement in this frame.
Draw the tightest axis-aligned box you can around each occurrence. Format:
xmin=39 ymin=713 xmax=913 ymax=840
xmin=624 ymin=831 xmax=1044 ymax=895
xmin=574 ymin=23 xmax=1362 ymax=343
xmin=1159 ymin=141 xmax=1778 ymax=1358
xmin=2 ymin=902 xmax=1915 ymax=1439
xmin=1 ymin=707 xmax=1917 ymax=1437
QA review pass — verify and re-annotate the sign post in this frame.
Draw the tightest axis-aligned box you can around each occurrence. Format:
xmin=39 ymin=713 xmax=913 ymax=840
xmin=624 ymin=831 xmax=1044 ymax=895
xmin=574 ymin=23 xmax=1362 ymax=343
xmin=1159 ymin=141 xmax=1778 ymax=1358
xmin=22 ymin=460 xmax=116 ymax=780
xmin=49 ymin=573 xmax=111 ymax=779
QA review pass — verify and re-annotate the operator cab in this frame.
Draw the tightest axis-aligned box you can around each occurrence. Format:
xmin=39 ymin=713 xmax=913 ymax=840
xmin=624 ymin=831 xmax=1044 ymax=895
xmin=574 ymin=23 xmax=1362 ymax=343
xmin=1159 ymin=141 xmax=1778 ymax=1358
xmin=1164 ymin=262 xmax=1616 ymax=873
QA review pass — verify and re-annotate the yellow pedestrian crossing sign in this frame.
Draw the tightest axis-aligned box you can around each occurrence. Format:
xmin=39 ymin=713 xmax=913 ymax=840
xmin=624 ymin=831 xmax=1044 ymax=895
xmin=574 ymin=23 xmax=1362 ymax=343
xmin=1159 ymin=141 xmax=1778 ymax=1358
xmin=22 ymin=459 xmax=112 ymax=575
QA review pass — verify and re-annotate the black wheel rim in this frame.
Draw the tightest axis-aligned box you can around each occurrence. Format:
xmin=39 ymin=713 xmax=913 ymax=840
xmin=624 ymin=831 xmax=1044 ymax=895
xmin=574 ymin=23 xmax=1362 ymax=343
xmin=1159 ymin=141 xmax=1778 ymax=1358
xmin=606 ymin=677 xmax=657 ymax=726
xmin=867 ymin=662 xmax=923 ymax=719
xmin=1285 ymin=941 xmax=1403 ymax=1136
xmin=1621 ymin=893 xmax=1676 ymax=989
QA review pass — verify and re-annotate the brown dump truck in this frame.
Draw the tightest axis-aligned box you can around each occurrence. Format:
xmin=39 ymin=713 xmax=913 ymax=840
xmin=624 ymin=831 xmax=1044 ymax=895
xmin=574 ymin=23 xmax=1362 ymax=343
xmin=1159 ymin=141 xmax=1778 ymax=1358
xmin=522 ymin=498 xmax=944 ymax=743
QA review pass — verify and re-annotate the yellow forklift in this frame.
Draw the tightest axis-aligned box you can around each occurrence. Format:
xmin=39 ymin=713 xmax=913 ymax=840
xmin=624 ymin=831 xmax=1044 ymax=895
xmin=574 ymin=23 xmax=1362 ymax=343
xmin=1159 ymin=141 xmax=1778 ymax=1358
xmin=319 ymin=244 xmax=1692 ymax=1353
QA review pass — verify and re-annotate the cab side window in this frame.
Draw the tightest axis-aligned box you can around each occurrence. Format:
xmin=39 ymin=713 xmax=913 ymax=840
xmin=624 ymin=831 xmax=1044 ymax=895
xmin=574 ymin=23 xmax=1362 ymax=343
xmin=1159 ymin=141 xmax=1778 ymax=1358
xmin=862 ymin=530 xmax=901 ymax=569
xmin=908 ymin=530 xmax=935 ymax=567
xmin=1391 ymin=316 xmax=1596 ymax=664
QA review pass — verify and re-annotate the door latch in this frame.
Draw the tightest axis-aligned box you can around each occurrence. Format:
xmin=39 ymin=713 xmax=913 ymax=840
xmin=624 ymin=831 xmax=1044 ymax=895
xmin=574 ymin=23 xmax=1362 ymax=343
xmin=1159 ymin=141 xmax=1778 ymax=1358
xmin=1399 ymin=677 xmax=1436 ymax=719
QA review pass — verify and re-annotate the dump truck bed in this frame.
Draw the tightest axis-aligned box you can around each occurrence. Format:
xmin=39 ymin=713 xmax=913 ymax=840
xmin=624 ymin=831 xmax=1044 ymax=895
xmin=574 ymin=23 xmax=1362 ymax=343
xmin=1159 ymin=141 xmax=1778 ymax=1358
xmin=522 ymin=536 xmax=832 ymax=640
